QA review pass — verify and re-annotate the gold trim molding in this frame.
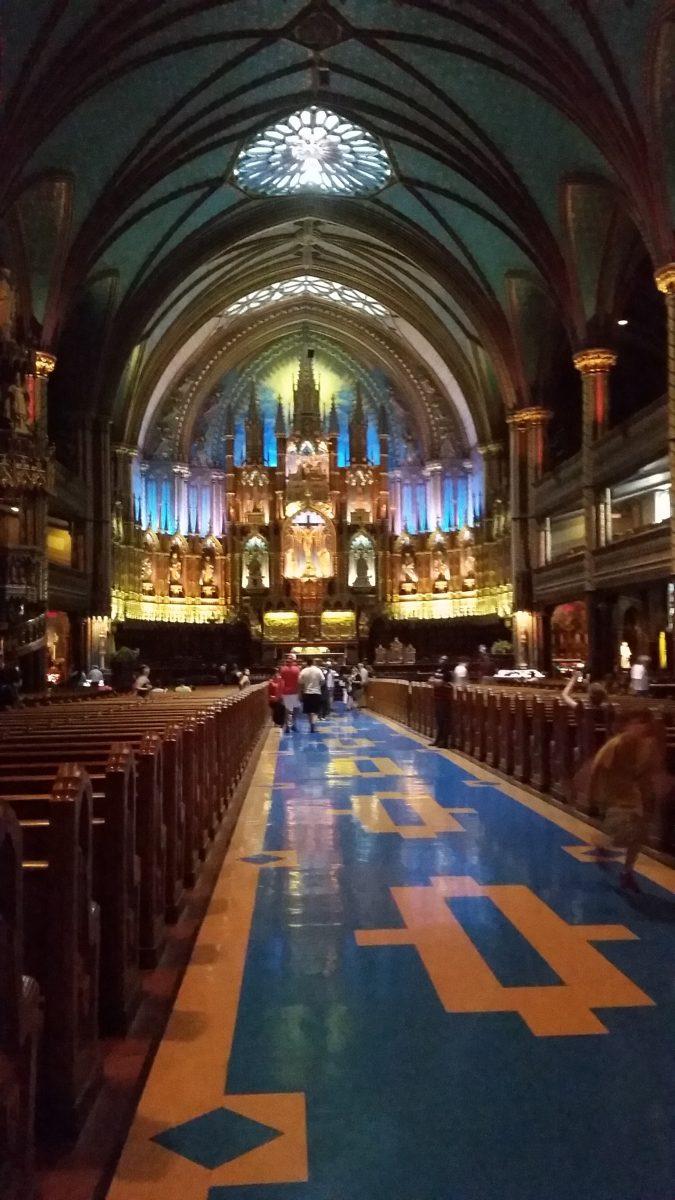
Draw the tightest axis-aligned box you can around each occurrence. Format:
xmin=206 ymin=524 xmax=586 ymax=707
xmin=33 ymin=350 xmax=56 ymax=377
xmin=655 ymin=264 xmax=675 ymax=295
xmin=573 ymin=348 xmax=617 ymax=374
xmin=506 ymin=407 xmax=551 ymax=428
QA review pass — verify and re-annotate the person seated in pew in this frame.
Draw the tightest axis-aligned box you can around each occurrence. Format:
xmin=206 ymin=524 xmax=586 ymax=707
xmin=174 ymin=681 xmax=192 ymax=695
xmin=133 ymin=665 xmax=152 ymax=696
xmin=561 ymin=668 xmax=607 ymax=711
xmin=87 ymin=664 xmax=104 ymax=686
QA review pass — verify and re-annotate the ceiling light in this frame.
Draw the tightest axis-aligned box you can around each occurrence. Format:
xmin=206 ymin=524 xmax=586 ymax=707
xmin=617 ymin=319 xmax=628 ymax=326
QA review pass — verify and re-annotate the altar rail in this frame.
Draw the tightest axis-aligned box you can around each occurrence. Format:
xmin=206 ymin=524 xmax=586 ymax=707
xmin=366 ymin=679 xmax=675 ymax=857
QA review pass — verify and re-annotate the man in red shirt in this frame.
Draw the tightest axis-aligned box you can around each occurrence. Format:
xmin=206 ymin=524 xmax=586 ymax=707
xmin=279 ymin=653 xmax=300 ymax=732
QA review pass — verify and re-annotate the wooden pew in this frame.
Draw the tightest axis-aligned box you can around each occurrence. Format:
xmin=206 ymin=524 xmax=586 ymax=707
xmin=0 ymin=747 xmax=140 ymax=1032
xmin=5 ymin=765 xmax=101 ymax=1136
xmin=0 ymin=733 xmax=165 ymax=970
xmin=530 ymin=697 xmax=553 ymax=793
xmin=0 ymin=804 xmax=41 ymax=1200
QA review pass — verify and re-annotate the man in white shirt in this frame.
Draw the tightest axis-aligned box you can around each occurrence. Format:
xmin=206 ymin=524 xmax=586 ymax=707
xmin=298 ymin=657 xmax=325 ymax=732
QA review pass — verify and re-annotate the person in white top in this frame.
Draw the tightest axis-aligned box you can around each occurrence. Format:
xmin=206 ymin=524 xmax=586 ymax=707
xmin=323 ymin=660 xmax=336 ymax=714
xmin=629 ymin=656 xmax=650 ymax=695
xmin=298 ymin=657 xmax=325 ymax=732
xmin=453 ymin=660 xmax=468 ymax=684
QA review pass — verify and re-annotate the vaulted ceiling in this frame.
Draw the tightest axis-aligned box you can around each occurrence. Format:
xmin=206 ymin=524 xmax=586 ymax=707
xmin=1 ymin=0 xmax=673 ymax=455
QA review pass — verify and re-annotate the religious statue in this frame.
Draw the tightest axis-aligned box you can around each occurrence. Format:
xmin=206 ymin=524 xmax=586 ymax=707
xmin=403 ymin=643 xmax=416 ymax=665
xmin=388 ymin=637 xmax=404 ymax=664
xmin=199 ymin=553 xmax=218 ymax=598
xmin=284 ymin=544 xmax=298 ymax=579
xmin=141 ymin=554 xmax=155 ymax=595
xmin=353 ymin=548 xmax=372 ymax=589
xmin=5 ymin=372 xmax=30 ymax=434
xmin=399 ymin=548 xmax=418 ymax=595
xmin=460 ymin=549 xmax=477 ymax=591
xmin=374 ymin=643 xmax=387 ymax=665
xmin=431 ymin=548 xmax=450 ymax=593
xmin=168 ymin=547 xmax=184 ymax=597
xmin=317 ymin=542 xmax=332 ymax=578
xmin=619 ymin=640 xmax=632 ymax=671
xmin=245 ymin=552 xmax=264 ymax=590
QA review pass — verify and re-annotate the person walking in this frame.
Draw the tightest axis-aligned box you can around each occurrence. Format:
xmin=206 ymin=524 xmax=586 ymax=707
xmin=279 ymin=653 xmax=300 ymax=733
xmin=587 ymin=704 xmax=659 ymax=891
xmin=629 ymin=655 xmax=650 ymax=696
xmin=267 ymin=667 xmax=285 ymax=725
xmin=323 ymin=660 xmax=336 ymax=715
xmin=298 ymin=656 xmax=325 ymax=733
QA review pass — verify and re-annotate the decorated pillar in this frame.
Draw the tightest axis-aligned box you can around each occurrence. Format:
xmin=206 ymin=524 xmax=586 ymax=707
xmin=113 ymin=443 xmax=139 ymax=534
xmin=655 ymin=265 xmax=675 ymax=582
xmin=574 ymin=348 xmax=616 ymax=678
xmin=507 ymin=406 xmax=550 ymax=615
xmin=478 ymin=442 xmax=504 ymax=517
xmin=172 ymin=464 xmax=189 ymax=534
xmin=390 ymin=468 xmax=402 ymax=535
xmin=424 ymin=461 xmax=442 ymax=531
xmin=210 ymin=470 xmax=225 ymax=535
xmin=224 ymin=407 xmax=236 ymax=524
xmin=33 ymin=350 xmax=55 ymax=437
xmin=90 ymin=417 xmax=112 ymax=615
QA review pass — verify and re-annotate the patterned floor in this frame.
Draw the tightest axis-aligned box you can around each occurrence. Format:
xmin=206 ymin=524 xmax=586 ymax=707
xmin=107 ymin=710 xmax=675 ymax=1200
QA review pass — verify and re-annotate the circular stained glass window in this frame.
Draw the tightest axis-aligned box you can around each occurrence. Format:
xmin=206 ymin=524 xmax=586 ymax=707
xmin=234 ymin=107 xmax=392 ymax=196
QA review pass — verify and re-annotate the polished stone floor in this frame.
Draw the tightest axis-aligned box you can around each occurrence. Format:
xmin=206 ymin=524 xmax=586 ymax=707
xmin=107 ymin=710 xmax=675 ymax=1200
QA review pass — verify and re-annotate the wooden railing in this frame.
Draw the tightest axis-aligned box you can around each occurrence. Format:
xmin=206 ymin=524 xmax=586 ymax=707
xmin=367 ymin=679 xmax=675 ymax=858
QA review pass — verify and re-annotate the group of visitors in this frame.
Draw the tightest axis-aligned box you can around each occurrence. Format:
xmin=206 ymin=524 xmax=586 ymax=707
xmin=268 ymin=654 xmax=369 ymax=733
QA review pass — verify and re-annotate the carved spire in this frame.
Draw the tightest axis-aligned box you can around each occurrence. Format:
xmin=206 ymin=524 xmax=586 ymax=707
xmin=293 ymin=341 xmax=321 ymax=438
xmin=245 ymin=381 xmax=264 ymax=464
xmin=328 ymin=395 xmax=339 ymax=436
xmin=349 ymin=381 xmax=367 ymax=463
xmin=275 ymin=395 xmax=286 ymax=437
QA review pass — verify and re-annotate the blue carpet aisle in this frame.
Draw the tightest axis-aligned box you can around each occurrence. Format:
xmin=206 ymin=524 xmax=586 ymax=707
xmin=107 ymin=712 xmax=675 ymax=1200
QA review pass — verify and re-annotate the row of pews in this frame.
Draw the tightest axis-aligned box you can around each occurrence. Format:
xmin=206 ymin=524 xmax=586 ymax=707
xmin=366 ymin=679 xmax=675 ymax=853
xmin=0 ymin=684 xmax=268 ymax=1200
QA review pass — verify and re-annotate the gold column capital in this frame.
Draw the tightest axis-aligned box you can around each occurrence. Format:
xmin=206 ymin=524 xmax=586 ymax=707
xmin=655 ymin=263 xmax=675 ymax=294
xmin=573 ymin=347 xmax=617 ymax=374
xmin=33 ymin=350 xmax=56 ymax=377
xmin=477 ymin=441 xmax=503 ymax=457
xmin=506 ymin=407 xmax=551 ymax=429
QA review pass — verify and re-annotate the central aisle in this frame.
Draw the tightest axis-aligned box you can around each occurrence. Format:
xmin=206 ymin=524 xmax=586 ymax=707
xmin=108 ymin=711 xmax=675 ymax=1200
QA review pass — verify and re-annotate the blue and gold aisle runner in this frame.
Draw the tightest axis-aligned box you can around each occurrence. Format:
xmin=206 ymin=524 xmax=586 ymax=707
xmin=107 ymin=713 xmax=675 ymax=1200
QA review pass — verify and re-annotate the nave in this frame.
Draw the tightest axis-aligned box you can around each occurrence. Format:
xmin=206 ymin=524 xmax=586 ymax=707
xmin=107 ymin=711 xmax=675 ymax=1200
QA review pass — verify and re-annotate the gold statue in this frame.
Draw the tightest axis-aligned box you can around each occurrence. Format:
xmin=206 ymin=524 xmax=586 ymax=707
xmin=168 ymin=547 xmax=184 ymax=596
xmin=399 ymin=548 xmax=418 ymax=595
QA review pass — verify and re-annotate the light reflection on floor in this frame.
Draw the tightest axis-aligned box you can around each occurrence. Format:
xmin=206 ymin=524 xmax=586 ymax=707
xmin=107 ymin=709 xmax=675 ymax=1200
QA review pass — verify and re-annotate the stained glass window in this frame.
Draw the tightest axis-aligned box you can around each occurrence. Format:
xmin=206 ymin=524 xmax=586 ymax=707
xmin=225 ymin=275 xmax=390 ymax=320
xmin=234 ymin=107 xmax=392 ymax=196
